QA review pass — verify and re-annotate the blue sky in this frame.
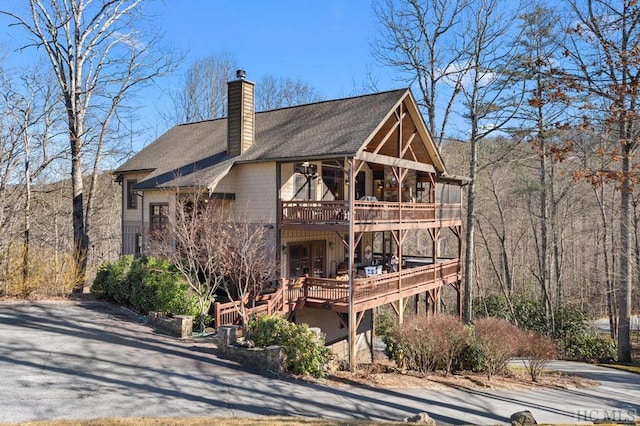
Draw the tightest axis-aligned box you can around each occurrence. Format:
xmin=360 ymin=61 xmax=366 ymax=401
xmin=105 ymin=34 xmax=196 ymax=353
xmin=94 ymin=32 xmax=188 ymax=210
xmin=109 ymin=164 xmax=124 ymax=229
xmin=150 ymin=0 xmax=398 ymax=97
xmin=0 ymin=1 xmax=400 ymax=96
xmin=0 ymin=1 xmax=403 ymax=146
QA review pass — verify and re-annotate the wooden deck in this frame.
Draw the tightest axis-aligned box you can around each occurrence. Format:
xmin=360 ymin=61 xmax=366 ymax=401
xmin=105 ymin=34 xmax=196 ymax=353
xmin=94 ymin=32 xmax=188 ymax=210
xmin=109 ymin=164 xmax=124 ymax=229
xmin=280 ymin=200 xmax=462 ymax=231
xmin=212 ymin=258 xmax=461 ymax=327
xmin=299 ymin=258 xmax=460 ymax=312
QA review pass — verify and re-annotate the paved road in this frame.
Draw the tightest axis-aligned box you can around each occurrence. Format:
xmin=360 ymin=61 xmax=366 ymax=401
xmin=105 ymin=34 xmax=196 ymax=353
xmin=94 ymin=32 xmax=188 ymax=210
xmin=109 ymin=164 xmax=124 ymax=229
xmin=593 ymin=315 xmax=640 ymax=333
xmin=0 ymin=301 xmax=638 ymax=425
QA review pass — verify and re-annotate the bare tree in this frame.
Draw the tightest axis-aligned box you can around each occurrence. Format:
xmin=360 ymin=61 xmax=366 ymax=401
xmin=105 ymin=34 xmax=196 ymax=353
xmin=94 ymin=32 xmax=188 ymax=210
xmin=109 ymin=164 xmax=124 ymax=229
xmin=508 ymin=4 xmax=570 ymax=323
xmin=219 ymin=214 xmax=278 ymax=333
xmin=0 ymin=73 xmax=25 ymax=291
xmin=166 ymin=53 xmax=323 ymax=125
xmin=460 ymin=0 xmax=525 ymax=323
xmin=374 ymin=0 xmax=525 ymax=321
xmin=563 ymin=0 xmax=640 ymax=362
xmin=160 ymin=192 xmax=226 ymax=331
xmin=476 ymin=158 xmax=524 ymax=319
xmin=3 ymin=68 xmax=62 ymax=293
xmin=168 ymin=52 xmax=238 ymax=123
xmin=256 ymin=75 xmax=322 ymax=111
xmin=373 ymin=0 xmax=470 ymax=146
xmin=3 ymin=0 xmax=176 ymax=289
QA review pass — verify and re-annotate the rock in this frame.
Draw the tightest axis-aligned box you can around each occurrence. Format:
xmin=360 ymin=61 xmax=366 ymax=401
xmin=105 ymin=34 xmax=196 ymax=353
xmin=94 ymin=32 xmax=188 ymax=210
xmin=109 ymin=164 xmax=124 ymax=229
xmin=404 ymin=412 xmax=436 ymax=425
xmin=510 ymin=410 xmax=537 ymax=426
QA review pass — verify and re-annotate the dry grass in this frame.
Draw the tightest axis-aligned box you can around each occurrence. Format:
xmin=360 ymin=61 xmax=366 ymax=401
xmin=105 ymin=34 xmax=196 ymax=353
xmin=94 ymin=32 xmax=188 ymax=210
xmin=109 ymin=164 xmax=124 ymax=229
xmin=599 ymin=363 xmax=640 ymax=374
xmin=327 ymin=360 xmax=597 ymax=391
xmin=1 ymin=418 xmax=408 ymax=426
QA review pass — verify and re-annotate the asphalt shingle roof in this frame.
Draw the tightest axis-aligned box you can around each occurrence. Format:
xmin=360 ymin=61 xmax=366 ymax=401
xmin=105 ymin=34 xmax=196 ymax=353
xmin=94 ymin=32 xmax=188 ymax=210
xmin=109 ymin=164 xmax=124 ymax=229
xmin=115 ymin=88 xmax=409 ymax=189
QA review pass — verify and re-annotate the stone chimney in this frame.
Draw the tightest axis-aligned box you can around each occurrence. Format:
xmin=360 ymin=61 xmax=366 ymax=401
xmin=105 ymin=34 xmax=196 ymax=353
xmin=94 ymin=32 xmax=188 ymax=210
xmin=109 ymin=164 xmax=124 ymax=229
xmin=227 ymin=69 xmax=255 ymax=157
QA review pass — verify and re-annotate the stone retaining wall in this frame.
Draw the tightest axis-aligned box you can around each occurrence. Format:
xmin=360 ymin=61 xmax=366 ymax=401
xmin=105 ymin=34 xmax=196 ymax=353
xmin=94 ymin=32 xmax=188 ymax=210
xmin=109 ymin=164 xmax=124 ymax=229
xmin=147 ymin=312 xmax=193 ymax=339
xmin=215 ymin=326 xmax=285 ymax=375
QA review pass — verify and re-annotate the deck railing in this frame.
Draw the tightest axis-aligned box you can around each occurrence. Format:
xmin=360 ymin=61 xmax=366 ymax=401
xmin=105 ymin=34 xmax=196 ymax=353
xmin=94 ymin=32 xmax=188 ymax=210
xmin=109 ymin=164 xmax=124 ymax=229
xmin=212 ymin=284 xmax=291 ymax=328
xmin=213 ymin=259 xmax=460 ymax=327
xmin=280 ymin=200 xmax=461 ymax=225
xmin=302 ymin=258 xmax=460 ymax=306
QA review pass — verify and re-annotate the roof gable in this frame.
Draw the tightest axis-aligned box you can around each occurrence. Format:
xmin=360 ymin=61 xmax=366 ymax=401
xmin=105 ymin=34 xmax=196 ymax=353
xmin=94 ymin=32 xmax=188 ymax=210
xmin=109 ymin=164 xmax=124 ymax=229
xmin=115 ymin=88 xmax=447 ymax=189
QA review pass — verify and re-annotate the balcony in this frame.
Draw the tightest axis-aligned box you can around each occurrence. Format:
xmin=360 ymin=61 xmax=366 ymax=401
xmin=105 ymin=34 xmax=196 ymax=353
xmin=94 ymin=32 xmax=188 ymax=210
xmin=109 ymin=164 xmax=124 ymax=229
xmin=280 ymin=200 xmax=462 ymax=231
xmin=286 ymin=258 xmax=461 ymax=313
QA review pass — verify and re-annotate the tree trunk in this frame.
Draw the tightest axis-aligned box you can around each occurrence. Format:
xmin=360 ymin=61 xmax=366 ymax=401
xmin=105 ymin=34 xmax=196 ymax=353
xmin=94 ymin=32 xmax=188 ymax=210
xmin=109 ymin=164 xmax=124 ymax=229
xmin=463 ymin=123 xmax=478 ymax=324
xmin=22 ymin=137 xmax=31 ymax=293
xmin=617 ymin=150 xmax=632 ymax=362
xmin=594 ymin=185 xmax=617 ymax=339
xmin=71 ymin=134 xmax=87 ymax=292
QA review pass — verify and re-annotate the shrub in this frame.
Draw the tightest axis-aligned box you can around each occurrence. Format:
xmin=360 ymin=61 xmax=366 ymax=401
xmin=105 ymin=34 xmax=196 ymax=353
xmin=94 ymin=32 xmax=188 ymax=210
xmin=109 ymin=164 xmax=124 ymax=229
xmin=91 ymin=256 xmax=200 ymax=319
xmin=247 ymin=314 xmax=331 ymax=378
xmin=512 ymin=298 xmax=548 ymax=335
xmin=474 ymin=294 xmax=511 ymax=320
xmin=521 ymin=331 xmax=556 ymax=381
xmin=426 ymin=315 xmax=470 ymax=375
xmin=474 ymin=295 xmax=613 ymax=363
xmin=248 ymin=313 xmax=294 ymax=347
xmin=375 ymin=308 xmax=401 ymax=361
xmin=562 ymin=331 xmax=616 ymax=363
xmin=386 ymin=315 xmax=468 ymax=375
xmin=375 ymin=306 xmax=398 ymax=336
xmin=454 ymin=338 xmax=485 ymax=373
xmin=389 ymin=316 xmax=437 ymax=374
xmin=2 ymin=245 xmax=85 ymax=297
xmin=473 ymin=317 xmax=522 ymax=379
xmin=92 ymin=255 xmax=135 ymax=303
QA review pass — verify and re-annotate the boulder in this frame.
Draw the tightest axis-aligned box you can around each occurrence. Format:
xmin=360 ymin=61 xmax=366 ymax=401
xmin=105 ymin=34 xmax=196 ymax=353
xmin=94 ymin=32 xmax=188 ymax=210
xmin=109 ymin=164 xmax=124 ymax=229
xmin=404 ymin=412 xmax=436 ymax=425
xmin=510 ymin=410 xmax=537 ymax=426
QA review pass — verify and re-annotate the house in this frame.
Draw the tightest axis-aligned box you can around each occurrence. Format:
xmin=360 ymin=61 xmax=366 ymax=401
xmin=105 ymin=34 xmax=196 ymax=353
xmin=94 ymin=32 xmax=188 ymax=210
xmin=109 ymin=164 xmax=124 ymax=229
xmin=114 ymin=70 xmax=467 ymax=368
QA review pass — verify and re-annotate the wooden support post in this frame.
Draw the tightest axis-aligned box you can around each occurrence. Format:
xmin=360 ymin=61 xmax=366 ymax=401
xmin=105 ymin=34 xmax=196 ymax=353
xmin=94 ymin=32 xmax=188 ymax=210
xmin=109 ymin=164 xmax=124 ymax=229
xmin=457 ymin=283 xmax=463 ymax=320
xmin=425 ymin=291 xmax=430 ymax=317
xmin=347 ymin=158 xmax=357 ymax=372
xmin=398 ymin=297 xmax=405 ymax=325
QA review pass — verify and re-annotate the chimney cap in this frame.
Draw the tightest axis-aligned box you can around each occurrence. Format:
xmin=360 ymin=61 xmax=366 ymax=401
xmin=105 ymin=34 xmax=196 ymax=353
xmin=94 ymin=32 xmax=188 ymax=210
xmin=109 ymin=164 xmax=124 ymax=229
xmin=236 ymin=69 xmax=247 ymax=80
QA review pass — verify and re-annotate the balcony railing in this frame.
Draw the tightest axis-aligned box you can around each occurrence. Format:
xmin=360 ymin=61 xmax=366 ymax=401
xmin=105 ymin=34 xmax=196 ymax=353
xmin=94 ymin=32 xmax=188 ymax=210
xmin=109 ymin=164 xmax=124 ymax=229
xmin=211 ymin=259 xmax=461 ymax=327
xmin=300 ymin=258 xmax=460 ymax=309
xmin=281 ymin=200 xmax=461 ymax=225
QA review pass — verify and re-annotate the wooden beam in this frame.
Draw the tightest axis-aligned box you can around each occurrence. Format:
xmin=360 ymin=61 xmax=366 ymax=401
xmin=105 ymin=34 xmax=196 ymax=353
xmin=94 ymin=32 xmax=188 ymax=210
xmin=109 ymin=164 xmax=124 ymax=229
xmin=354 ymin=219 xmax=463 ymax=233
xmin=353 ymin=159 xmax=365 ymax=178
xmin=407 ymin=143 xmax=418 ymax=163
xmin=390 ymin=300 xmax=400 ymax=316
xmin=354 ymin=231 xmax=364 ymax=249
xmin=335 ymin=311 xmax=348 ymax=329
xmin=372 ymin=118 xmax=402 ymax=155
xmin=335 ymin=231 xmax=349 ymax=250
xmin=355 ymin=151 xmax=437 ymax=174
xmin=353 ymin=281 xmax=443 ymax=312
xmin=355 ymin=311 xmax=365 ymax=329
xmin=398 ymin=104 xmax=403 ymax=160
xmin=400 ymin=131 xmax=417 ymax=158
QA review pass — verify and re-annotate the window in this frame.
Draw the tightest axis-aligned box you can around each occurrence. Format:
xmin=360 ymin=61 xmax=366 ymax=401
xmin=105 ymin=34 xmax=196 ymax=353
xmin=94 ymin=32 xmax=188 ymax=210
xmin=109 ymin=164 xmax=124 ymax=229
xmin=436 ymin=183 xmax=461 ymax=204
xmin=288 ymin=241 xmax=325 ymax=278
xmin=126 ymin=180 xmax=138 ymax=209
xmin=321 ymin=161 xmax=344 ymax=200
xmin=149 ymin=203 xmax=169 ymax=239
xmin=293 ymin=162 xmax=317 ymax=200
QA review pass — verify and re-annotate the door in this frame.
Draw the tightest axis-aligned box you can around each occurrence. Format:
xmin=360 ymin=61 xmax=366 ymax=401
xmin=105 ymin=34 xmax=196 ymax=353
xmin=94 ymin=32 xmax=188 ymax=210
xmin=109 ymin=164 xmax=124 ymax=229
xmin=289 ymin=241 xmax=326 ymax=278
